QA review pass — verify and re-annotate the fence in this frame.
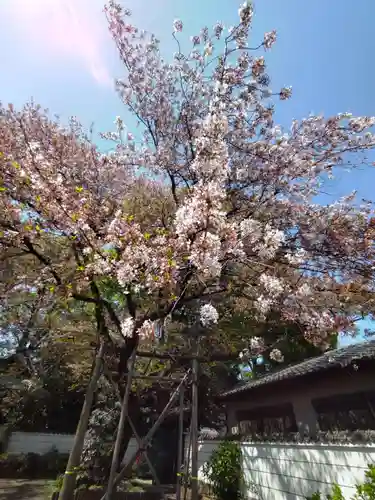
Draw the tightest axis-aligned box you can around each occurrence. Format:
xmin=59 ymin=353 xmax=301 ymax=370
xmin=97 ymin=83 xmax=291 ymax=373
xmin=7 ymin=431 xmax=137 ymax=463
xmin=195 ymin=440 xmax=375 ymax=499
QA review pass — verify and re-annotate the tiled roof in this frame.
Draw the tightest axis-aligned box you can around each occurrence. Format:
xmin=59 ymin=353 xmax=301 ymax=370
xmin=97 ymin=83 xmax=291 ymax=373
xmin=220 ymin=339 xmax=375 ymax=399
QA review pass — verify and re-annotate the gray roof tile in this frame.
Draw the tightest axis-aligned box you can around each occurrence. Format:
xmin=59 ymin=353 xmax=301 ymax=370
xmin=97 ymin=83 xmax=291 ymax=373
xmin=220 ymin=339 xmax=375 ymax=399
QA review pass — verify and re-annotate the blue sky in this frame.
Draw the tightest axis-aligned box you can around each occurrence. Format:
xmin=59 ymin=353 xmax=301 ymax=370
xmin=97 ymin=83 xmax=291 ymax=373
xmin=1 ymin=0 xmax=374 ymax=346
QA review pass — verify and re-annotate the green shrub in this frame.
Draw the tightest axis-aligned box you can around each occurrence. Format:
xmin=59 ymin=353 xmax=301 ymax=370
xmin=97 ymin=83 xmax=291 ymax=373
xmin=0 ymin=426 xmax=11 ymax=453
xmin=0 ymin=448 xmax=69 ymax=479
xmin=308 ymin=464 xmax=375 ymax=499
xmin=202 ymin=441 xmax=243 ymax=500
xmin=354 ymin=465 xmax=375 ymax=499
xmin=54 ymin=473 xmax=64 ymax=491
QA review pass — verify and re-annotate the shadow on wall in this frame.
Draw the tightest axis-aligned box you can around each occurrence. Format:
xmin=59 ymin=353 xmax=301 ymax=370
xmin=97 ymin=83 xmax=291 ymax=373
xmin=194 ymin=440 xmax=375 ymax=500
xmin=241 ymin=443 xmax=375 ymax=500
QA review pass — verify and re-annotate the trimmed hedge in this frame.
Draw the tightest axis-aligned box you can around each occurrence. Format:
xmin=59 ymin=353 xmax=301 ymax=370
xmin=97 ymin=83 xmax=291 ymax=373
xmin=0 ymin=449 xmax=69 ymax=479
xmin=221 ymin=429 xmax=375 ymax=444
xmin=52 ymin=491 xmax=163 ymax=500
xmin=0 ymin=426 xmax=11 ymax=453
xmin=75 ymin=492 xmax=162 ymax=500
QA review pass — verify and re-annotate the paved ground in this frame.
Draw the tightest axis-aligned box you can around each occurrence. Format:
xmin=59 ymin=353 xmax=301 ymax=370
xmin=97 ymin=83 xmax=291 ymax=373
xmin=0 ymin=479 xmax=53 ymax=500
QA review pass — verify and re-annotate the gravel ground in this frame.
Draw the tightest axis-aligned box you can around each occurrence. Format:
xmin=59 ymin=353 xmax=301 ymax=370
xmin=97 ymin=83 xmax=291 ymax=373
xmin=0 ymin=479 xmax=53 ymax=500
xmin=0 ymin=481 xmax=214 ymax=500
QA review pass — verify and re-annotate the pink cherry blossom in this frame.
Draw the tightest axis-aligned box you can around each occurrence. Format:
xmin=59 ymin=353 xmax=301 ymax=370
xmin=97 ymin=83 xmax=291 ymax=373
xmin=173 ymin=19 xmax=183 ymax=33
xmin=263 ymin=30 xmax=277 ymax=50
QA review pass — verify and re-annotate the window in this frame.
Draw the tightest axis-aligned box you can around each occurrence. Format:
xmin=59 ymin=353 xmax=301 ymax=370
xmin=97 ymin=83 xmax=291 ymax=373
xmin=236 ymin=402 xmax=297 ymax=436
xmin=312 ymin=390 xmax=375 ymax=431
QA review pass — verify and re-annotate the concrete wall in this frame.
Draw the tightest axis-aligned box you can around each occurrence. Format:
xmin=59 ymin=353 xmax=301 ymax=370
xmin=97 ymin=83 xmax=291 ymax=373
xmin=8 ymin=431 xmax=75 ymax=454
xmin=8 ymin=433 xmax=375 ymax=497
xmin=196 ymin=440 xmax=375 ymax=500
xmin=7 ymin=431 xmax=138 ymax=462
xmin=226 ymin=368 xmax=375 ymax=435
xmin=122 ymin=438 xmax=139 ymax=464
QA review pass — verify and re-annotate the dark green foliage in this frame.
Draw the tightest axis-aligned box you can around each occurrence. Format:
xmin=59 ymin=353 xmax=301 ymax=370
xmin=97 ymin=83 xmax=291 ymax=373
xmin=202 ymin=441 xmax=243 ymax=500
xmin=255 ymin=322 xmax=338 ymax=377
xmin=354 ymin=465 xmax=375 ymax=499
xmin=2 ymin=341 xmax=92 ymax=433
xmin=307 ymin=485 xmax=345 ymax=500
xmin=0 ymin=425 xmax=11 ymax=453
xmin=0 ymin=448 xmax=68 ymax=479
xmin=308 ymin=464 xmax=375 ymax=499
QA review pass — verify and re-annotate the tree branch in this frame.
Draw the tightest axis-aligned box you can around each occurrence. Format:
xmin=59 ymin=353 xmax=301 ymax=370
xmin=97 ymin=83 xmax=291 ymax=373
xmin=23 ymin=237 xmax=62 ymax=285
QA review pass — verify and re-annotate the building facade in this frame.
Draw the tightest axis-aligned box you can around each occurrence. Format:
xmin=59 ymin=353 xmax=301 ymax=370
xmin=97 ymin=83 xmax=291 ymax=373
xmin=220 ymin=341 xmax=375 ymax=436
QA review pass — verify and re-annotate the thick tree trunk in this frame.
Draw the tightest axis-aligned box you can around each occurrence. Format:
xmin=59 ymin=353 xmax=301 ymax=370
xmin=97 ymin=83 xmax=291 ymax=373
xmin=59 ymin=343 xmax=104 ymax=500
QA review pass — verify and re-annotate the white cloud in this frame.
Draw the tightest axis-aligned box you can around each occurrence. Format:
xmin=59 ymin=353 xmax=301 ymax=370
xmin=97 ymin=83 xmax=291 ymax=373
xmin=1 ymin=0 xmax=113 ymax=87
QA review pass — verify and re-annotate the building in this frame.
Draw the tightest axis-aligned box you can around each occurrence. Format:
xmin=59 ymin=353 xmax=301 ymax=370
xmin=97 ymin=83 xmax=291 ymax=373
xmin=219 ymin=340 xmax=375 ymax=436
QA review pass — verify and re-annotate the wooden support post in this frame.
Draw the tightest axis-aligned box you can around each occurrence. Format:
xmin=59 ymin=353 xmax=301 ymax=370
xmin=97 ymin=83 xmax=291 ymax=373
xmin=191 ymin=339 xmax=199 ymax=500
xmin=183 ymin=425 xmax=192 ymax=500
xmin=176 ymin=383 xmax=185 ymax=500
xmin=100 ymin=371 xmax=191 ymax=500
xmin=126 ymin=414 xmax=161 ymax=486
xmin=105 ymin=349 xmax=137 ymax=500
xmin=136 ymin=350 xmax=240 ymax=362
xmin=102 ymin=361 xmax=162 ymax=487
xmin=129 ymin=374 xmax=184 ymax=382
xmin=59 ymin=342 xmax=105 ymax=500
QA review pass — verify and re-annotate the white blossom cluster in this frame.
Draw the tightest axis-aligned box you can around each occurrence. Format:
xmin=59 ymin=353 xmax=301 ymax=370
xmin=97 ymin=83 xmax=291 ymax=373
xmin=120 ymin=317 xmax=156 ymax=340
xmin=239 ymin=340 xmax=284 ymax=364
xmin=269 ymin=348 xmax=284 ymax=363
xmin=81 ymin=404 xmax=120 ymax=481
xmin=200 ymin=303 xmax=219 ymax=326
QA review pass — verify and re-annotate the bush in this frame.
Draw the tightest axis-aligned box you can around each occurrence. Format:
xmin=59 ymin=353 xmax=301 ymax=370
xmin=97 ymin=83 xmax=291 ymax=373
xmin=0 ymin=426 xmax=11 ymax=453
xmin=202 ymin=441 xmax=243 ymax=500
xmin=0 ymin=448 xmax=69 ymax=479
xmin=308 ymin=464 xmax=375 ymax=499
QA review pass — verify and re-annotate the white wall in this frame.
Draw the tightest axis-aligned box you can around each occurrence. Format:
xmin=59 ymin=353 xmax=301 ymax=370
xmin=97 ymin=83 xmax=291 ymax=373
xmin=7 ymin=431 xmax=138 ymax=463
xmin=10 ymin=432 xmax=375 ymax=497
xmin=8 ymin=431 xmax=75 ymax=455
xmin=196 ymin=440 xmax=375 ymax=500
xmin=122 ymin=438 xmax=138 ymax=464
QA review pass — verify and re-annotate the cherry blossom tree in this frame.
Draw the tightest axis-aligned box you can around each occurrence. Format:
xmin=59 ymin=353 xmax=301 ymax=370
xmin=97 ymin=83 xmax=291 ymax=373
xmin=102 ymin=0 xmax=375 ymax=350
xmin=1 ymin=0 xmax=375 ymax=490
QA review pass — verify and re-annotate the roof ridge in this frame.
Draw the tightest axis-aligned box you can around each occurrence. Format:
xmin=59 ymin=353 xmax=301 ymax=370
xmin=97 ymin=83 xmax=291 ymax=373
xmin=220 ymin=339 xmax=375 ymax=399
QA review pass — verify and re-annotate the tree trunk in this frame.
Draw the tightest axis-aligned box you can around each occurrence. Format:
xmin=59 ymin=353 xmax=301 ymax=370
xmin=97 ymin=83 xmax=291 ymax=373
xmin=59 ymin=343 xmax=104 ymax=500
